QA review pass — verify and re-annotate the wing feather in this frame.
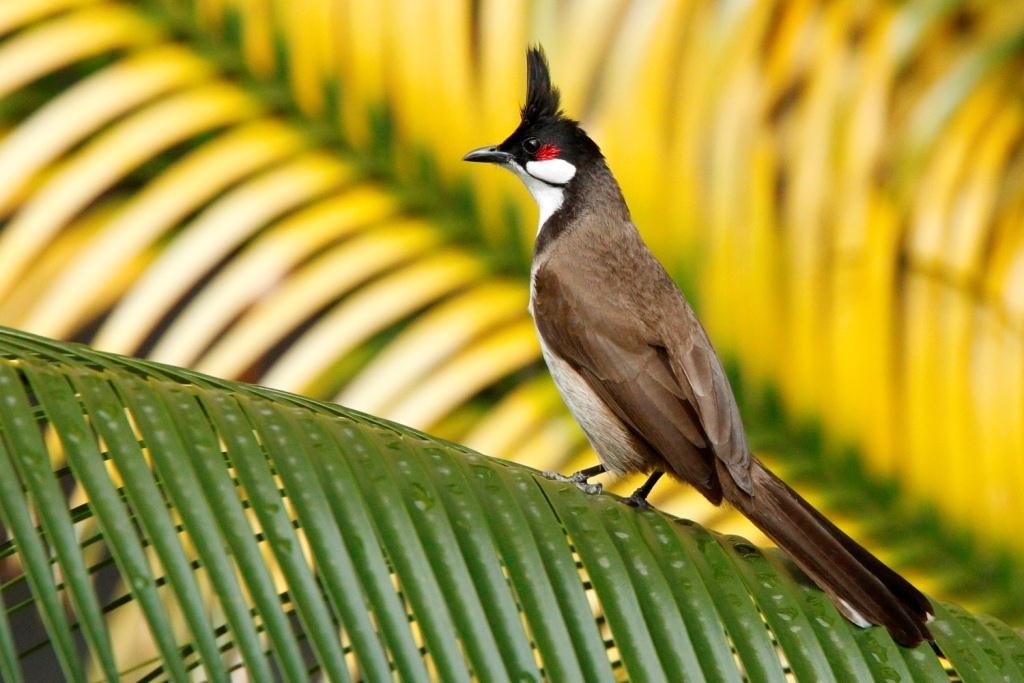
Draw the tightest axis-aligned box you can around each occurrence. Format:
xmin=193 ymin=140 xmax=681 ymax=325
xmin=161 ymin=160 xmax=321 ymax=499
xmin=663 ymin=307 xmax=753 ymax=493
xmin=536 ymin=264 xmax=753 ymax=499
xmin=533 ymin=260 xmax=752 ymax=498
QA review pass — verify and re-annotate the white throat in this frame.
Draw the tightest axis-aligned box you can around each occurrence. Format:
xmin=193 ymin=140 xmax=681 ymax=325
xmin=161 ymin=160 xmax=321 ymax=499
xmin=508 ymin=159 xmax=576 ymax=233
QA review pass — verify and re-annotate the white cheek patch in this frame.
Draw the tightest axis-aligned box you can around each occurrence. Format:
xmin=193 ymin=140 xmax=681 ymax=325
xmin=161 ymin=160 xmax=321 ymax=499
xmin=525 ymin=158 xmax=576 ymax=185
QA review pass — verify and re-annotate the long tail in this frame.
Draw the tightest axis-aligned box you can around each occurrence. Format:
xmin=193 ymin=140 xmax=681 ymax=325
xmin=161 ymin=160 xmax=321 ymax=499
xmin=719 ymin=458 xmax=933 ymax=646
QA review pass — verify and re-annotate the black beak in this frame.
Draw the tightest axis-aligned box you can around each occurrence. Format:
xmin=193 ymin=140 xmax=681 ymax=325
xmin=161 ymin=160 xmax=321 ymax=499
xmin=463 ymin=146 xmax=512 ymax=164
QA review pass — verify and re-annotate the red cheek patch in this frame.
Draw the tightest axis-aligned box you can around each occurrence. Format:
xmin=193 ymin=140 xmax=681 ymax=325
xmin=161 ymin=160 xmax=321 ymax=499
xmin=535 ymin=143 xmax=560 ymax=160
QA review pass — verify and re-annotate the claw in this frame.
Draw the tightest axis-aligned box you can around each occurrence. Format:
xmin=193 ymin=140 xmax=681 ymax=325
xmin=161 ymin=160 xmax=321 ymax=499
xmin=568 ymin=471 xmax=590 ymax=484
xmin=621 ymin=471 xmax=663 ymax=510
xmin=623 ymin=494 xmax=651 ymax=510
xmin=542 ymin=471 xmax=603 ymax=495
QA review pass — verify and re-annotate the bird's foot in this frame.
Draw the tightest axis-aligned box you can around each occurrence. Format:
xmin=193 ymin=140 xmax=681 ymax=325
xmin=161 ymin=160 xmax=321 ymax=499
xmin=542 ymin=469 xmax=603 ymax=495
xmin=621 ymin=471 xmax=664 ymax=510
xmin=622 ymin=493 xmax=652 ymax=510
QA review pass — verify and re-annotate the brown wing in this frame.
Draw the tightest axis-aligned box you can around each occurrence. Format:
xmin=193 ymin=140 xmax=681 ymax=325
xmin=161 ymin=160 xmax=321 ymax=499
xmin=533 ymin=261 xmax=752 ymax=500
xmin=659 ymin=305 xmax=753 ymax=493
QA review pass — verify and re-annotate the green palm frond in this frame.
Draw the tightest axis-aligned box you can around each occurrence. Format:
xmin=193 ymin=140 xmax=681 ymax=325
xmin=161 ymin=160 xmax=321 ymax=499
xmin=1 ymin=0 xmax=1024 ymax=631
xmin=0 ymin=325 xmax=1021 ymax=681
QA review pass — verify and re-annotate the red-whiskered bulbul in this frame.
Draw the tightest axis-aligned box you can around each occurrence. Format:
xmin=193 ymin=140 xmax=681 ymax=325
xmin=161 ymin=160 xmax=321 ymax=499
xmin=464 ymin=46 xmax=933 ymax=646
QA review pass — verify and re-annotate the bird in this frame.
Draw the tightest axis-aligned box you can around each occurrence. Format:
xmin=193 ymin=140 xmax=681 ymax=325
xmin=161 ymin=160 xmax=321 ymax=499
xmin=463 ymin=46 xmax=933 ymax=647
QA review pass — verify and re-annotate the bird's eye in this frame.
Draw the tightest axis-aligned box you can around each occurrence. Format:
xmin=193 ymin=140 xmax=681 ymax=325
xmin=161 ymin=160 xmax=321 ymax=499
xmin=523 ymin=137 xmax=540 ymax=154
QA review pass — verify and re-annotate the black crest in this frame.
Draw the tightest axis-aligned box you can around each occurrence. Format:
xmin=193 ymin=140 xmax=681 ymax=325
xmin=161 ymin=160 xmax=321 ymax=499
xmin=521 ymin=46 xmax=563 ymax=124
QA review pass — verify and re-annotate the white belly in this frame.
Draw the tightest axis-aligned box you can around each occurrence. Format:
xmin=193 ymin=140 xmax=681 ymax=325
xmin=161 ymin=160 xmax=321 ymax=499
xmin=535 ymin=331 xmax=646 ymax=475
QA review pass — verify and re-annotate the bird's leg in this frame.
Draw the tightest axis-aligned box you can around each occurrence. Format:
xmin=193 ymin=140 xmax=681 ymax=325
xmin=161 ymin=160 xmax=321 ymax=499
xmin=542 ymin=463 xmax=606 ymax=495
xmin=623 ymin=471 xmax=664 ymax=509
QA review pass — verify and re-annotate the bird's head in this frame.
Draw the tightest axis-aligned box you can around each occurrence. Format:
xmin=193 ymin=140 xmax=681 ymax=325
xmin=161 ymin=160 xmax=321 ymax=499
xmin=464 ymin=47 xmax=602 ymax=216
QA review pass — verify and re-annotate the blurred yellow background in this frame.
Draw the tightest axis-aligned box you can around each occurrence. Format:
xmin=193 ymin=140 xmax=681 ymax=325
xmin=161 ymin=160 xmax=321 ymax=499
xmin=2 ymin=0 xmax=1023 ymax=623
